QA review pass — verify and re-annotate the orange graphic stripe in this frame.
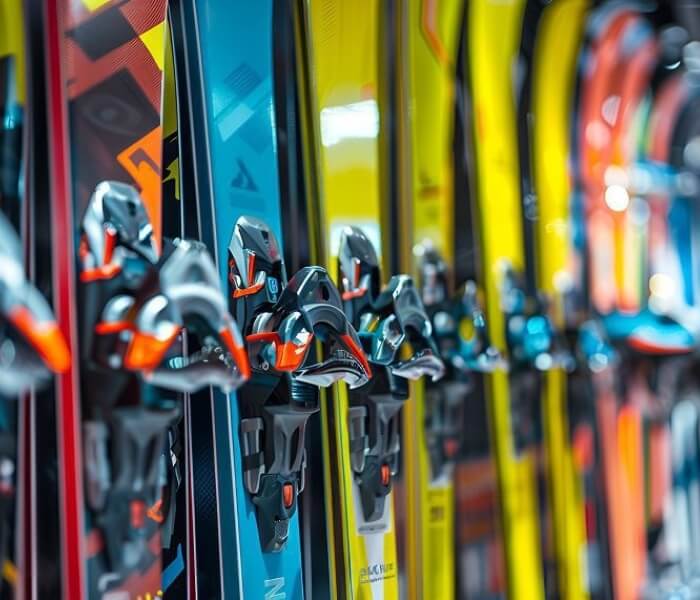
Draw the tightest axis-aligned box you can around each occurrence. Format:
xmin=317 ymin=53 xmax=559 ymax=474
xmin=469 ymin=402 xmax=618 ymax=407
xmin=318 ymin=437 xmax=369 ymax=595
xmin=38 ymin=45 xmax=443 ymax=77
xmin=421 ymin=0 xmax=449 ymax=65
xmin=7 ymin=306 xmax=71 ymax=373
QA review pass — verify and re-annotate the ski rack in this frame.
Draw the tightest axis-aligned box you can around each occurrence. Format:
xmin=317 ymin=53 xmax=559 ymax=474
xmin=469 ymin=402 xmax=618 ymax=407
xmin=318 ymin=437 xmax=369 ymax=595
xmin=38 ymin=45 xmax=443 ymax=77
xmin=418 ymin=245 xmax=503 ymax=481
xmin=337 ymin=226 xmax=445 ymax=521
xmin=228 ymin=216 xmax=371 ymax=552
xmin=77 ymin=181 xmax=250 ymax=583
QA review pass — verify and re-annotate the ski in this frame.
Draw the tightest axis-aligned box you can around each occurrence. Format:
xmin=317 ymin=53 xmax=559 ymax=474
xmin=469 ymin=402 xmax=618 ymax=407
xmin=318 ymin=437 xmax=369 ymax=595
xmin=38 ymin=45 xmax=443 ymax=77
xmin=0 ymin=2 xmax=27 ymax=595
xmin=45 ymin=2 xmax=250 ymax=598
xmin=400 ymin=1 xmax=503 ymax=597
xmin=0 ymin=200 xmax=70 ymax=596
xmin=170 ymin=1 xmax=373 ymax=598
xmin=401 ymin=0 xmax=464 ymax=595
xmin=297 ymin=4 xmax=402 ymax=596
xmin=1 ymin=6 xmax=71 ymax=600
xmin=296 ymin=2 xmax=448 ymax=598
xmin=466 ymin=1 xmax=552 ymax=598
xmin=159 ymin=16 xmax=191 ymax=598
xmin=575 ymin=7 xmax=681 ymax=599
xmin=522 ymin=2 xmax=593 ymax=599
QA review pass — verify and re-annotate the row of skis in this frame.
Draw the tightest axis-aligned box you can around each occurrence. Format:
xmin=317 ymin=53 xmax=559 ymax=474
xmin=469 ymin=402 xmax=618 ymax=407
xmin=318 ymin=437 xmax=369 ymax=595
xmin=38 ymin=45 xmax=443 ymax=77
xmin=2 ymin=0 xmax=700 ymax=599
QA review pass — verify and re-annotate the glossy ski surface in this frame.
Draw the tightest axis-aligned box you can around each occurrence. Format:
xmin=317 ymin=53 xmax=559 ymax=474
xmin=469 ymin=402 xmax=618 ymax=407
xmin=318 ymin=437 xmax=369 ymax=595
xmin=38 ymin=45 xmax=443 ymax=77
xmin=529 ymin=2 xmax=590 ymax=598
xmin=577 ymin=8 xmax=661 ymax=598
xmin=0 ymin=0 xmax=25 ymax=596
xmin=49 ymin=1 xmax=169 ymax=597
xmin=466 ymin=1 xmax=544 ymax=598
xmin=402 ymin=0 xmax=464 ymax=597
xmin=301 ymin=1 xmax=400 ymax=597
xmin=176 ymin=0 xmax=304 ymax=597
xmin=159 ymin=18 xmax=188 ymax=598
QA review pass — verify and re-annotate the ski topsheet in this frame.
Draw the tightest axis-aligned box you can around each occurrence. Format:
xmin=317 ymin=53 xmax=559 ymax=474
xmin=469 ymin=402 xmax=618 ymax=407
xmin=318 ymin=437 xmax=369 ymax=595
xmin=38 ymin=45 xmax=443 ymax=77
xmin=466 ymin=1 xmax=545 ymax=598
xmin=2 ymin=6 xmax=74 ymax=596
xmin=159 ymin=16 xmax=189 ymax=599
xmin=576 ymin=8 xmax=663 ymax=599
xmin=528 ymin=2 xmax=590 ymax=598
xmin=639 ymin=27 xmax=700 ymax=593
xmin=50 ymin=4 xmax=170 ymax=596
xmin=175 ymin=1 xmax=304 ymax=597
xmin=298 ymin=3 xmax=450 ymax=600
xmin=401 ymin=1 xmax=465 ymax=597
xmin=174 ymin=2 xmax=373 ymax=599
xmin=0 ymin=1 xmax=25 ymax=595
xmin=300 ymin=3 xmax=399 ymax=597
xmin=47 ymin=2 xmax=252 ymax=599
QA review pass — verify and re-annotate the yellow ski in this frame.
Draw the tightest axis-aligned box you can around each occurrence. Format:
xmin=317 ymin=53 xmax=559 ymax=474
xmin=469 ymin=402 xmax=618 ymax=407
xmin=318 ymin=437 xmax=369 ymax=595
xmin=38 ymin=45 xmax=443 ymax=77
xmin=298 ymin=1 xmax=399 ymax=598
xmin=466 ymin=1 xmax=545 ymax=598
xmin=401 ymin=0 xmax=465 ymax=597
xmin=530 ymin=2 xmax=590 ymax=598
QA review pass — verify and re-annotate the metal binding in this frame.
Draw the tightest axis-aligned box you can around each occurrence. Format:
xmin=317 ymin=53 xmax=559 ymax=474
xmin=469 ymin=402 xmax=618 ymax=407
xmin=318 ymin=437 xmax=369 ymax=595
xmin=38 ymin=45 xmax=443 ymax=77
xmin=78 ymin=182 xmax=249 ymax=578
xmin=230 ymin=216 xmax=371 ymax=551
xmin=338 ymin=226 xmax=445 ymax=521
xmin=418 ymin=244 xmax=503 ymax=481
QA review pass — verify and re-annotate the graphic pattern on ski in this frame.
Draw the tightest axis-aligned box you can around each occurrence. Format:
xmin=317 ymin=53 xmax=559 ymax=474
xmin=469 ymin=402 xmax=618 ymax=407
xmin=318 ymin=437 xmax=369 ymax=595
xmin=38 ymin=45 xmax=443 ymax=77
xmin=56 ymin=2 xmax=169 ymax=597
